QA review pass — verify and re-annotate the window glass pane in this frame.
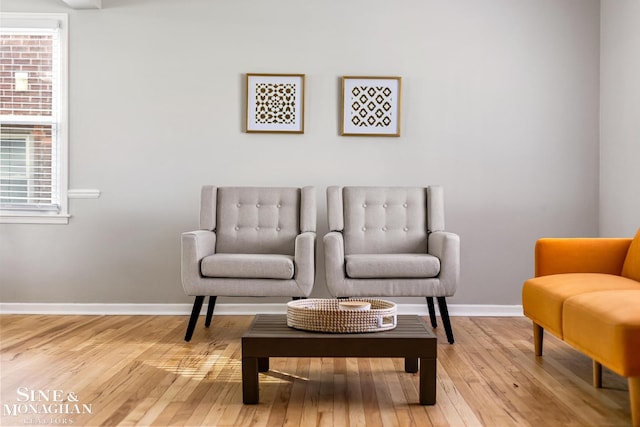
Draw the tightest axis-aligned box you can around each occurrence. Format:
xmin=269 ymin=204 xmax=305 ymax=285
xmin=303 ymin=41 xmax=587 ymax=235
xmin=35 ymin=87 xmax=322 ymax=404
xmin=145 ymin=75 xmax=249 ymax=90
xmin=0 ymin=124 xmax=54 ymax=207
xmin=0 ymin=134 xmax=28 ymax=203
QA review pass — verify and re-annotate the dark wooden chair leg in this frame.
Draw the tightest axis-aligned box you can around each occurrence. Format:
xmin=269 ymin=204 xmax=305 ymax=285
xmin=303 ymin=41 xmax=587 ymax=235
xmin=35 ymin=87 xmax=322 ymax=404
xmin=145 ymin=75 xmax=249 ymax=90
xmin=533 ymin=322 xmax=544 ymax=356
xmin=205 ymin=296 xmax=217 ymax=328
xmin=437 ymin=297 xmax=455 ymax=344
xmin=426 ymin=297 xmax=438 ymax=328
xmin=185 ymin=296 xmax=204 ymax=342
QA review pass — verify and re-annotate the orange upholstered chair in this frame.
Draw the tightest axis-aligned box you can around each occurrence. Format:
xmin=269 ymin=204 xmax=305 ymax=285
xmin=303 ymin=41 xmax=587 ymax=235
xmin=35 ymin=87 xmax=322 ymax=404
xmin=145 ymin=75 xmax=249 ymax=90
xmin=522 ymin=229 xmax=640 ymax=427
xmin=522 ymin=236 xmax=637 ymax=352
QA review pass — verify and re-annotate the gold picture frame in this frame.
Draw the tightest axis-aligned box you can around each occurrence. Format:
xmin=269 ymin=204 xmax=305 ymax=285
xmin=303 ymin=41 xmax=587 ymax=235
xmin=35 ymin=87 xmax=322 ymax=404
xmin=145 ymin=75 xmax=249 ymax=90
xmin=245 ymin=73 xmax=305 ymax=133
xmin=341 ymin=76 xmax=401 ymax=137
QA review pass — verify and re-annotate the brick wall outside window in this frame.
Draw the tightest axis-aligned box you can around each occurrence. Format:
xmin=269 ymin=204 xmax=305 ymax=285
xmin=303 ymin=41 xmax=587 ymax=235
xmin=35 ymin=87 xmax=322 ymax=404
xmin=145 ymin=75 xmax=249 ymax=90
xmin=0 ymin=34 xmax=53 ymax=116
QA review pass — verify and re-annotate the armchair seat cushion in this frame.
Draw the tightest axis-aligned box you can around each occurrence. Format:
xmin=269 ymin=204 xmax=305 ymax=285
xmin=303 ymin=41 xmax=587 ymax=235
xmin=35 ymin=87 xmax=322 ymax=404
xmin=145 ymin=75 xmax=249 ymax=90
xmin=563 ymin=290 xmax=640 ymax=377
xmin=201 ymin=254 xmax=294 ymax=279
xmin=522 ymin=273 xmax=640 ymax=338
xmin=345 ymin=253 xmax=440 ymax=279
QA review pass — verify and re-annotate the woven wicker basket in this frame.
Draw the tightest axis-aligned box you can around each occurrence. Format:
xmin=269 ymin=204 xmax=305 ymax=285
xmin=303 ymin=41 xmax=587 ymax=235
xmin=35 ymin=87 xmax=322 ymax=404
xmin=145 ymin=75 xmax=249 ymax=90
xmin=286 ymin=298 xmax=397 ymax=333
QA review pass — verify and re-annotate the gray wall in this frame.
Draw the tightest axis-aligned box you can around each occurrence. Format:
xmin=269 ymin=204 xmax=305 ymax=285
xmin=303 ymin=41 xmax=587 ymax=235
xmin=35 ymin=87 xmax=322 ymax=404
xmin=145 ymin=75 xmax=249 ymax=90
xmin=600 ymin=0 xmax=640 ymax=237
xmin=0 ymin=0 xmax=601 ymax=305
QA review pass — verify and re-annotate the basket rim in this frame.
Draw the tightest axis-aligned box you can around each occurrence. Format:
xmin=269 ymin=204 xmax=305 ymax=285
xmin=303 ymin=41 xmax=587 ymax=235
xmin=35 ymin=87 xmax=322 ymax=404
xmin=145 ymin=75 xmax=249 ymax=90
xmin=287 ymin=298 xmax=396 ymax=313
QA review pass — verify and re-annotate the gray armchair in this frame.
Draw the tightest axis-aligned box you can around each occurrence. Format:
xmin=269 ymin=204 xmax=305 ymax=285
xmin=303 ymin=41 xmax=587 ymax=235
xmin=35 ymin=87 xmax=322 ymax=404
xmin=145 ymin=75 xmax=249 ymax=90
xmin=323 ymin=186 xmax=460 ymax=343
xmin=182 ymin=186 xmax=316 ymax=341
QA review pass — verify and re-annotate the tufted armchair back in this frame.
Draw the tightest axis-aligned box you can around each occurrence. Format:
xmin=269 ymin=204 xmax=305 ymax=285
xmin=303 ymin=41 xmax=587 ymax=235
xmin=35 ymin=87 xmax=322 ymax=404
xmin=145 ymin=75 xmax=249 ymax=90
xmin=327 ymin=186 xmax=445 ymax=255
xmin=199 ymin=186 xmax=316 ymax=256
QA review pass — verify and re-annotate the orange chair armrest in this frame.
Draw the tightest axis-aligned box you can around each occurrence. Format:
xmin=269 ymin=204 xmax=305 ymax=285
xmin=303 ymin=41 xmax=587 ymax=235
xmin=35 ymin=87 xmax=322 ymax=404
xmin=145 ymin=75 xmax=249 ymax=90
xmin=535 ymin=238 xmax=632 ymax=277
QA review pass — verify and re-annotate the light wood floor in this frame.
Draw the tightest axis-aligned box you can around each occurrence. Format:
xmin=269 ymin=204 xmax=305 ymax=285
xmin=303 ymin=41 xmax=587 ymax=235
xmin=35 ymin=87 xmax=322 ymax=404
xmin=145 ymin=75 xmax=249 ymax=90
xmin=0 ymin=314 xmax=631 ymax=427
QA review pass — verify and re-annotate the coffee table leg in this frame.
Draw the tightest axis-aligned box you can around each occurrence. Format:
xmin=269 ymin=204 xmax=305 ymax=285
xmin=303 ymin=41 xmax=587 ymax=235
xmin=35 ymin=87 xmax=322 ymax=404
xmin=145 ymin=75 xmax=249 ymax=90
xmin=405 ymin=357 xmax=418 ymax=373
xmin=258 ymin=357 xmax=269 ymax=372
xmin=420 ymin=357 xmax=436 ymax=405
xmin=242 ymin=357 xmax=259 ymax=404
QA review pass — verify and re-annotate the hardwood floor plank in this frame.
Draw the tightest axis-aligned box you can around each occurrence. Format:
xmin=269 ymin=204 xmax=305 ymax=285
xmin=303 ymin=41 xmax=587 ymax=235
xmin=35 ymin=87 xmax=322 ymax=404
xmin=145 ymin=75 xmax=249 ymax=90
xmin=358 ymin=358 xmax=384 ymax=427
xmin=299 ymin=357 xmax=322 ymax=427
xmin=369 ymin=357 xmax=400 ymax=427
xmin=0 ymin=314 xmax=632 ymax=426
xmin=332 ymin=373 xmax=348 ymax=427
xmin=280 ymin=357 xmax=308 ymax=427
xmin=433 ymin=358 xmax=480 ymax=426
xmin=319 ymin=357 xmax=335 ymax=418
xmin=345 ymin=357 xmax=367 ymax=427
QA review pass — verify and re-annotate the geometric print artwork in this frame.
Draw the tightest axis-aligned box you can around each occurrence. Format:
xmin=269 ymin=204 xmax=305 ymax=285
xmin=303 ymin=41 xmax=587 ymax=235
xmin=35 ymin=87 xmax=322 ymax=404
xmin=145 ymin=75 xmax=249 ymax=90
xmin=349 ymin=85 xmax=393 ymax=128
xmin=341 ymin=76 xmax=401 ymax=136
xmin=255 ymin=83 xmax=296 ymax=125
xmin=246 ymin=73 xmax=305 ymax=133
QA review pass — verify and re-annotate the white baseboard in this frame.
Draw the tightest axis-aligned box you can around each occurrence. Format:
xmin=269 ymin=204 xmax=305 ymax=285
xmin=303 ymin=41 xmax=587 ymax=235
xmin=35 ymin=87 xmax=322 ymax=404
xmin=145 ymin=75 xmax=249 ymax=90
xmin=0 ymin=302 xmax=524 ymax=317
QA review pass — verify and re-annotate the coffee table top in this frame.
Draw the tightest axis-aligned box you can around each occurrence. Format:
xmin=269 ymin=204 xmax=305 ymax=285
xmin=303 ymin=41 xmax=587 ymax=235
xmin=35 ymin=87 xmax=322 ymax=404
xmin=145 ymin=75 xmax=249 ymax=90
xmin=242 ymin=314 xmax=436 ymax=358
xmin=243 ymin=314 xmax=436 ymax=340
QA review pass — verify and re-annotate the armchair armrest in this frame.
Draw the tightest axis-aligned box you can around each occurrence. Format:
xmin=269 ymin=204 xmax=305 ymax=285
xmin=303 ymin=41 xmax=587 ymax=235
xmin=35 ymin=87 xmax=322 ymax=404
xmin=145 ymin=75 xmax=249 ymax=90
xmin=323 ymin=231 xmax=346 ymax=296
xmin=294 ymin=231 xmax=316 ymax=296
xmin=535 ymin=238 xmax=632 ymax=277
xmin=428 ymin=231 xmax=460 ymax=295
xmin=181 ymin=230 xmax=216 ymax=294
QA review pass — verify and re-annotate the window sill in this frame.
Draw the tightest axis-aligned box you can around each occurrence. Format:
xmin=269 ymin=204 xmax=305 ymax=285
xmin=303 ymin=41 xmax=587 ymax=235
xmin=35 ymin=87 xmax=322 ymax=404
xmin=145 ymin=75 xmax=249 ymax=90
xmin=0 ymin=212 xmax=70 ymax=224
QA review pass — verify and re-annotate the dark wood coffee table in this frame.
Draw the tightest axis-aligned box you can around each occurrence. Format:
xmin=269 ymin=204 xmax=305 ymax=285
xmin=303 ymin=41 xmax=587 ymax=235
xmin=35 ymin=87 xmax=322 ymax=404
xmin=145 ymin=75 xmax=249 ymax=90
xmin=241 ymin=314 xmax=437 ymax=405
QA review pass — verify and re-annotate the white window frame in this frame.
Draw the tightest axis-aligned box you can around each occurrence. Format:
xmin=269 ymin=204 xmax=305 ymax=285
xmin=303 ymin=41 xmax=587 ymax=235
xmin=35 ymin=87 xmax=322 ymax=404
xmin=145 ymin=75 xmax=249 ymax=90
xmin=0 ymin=13 xmax=69 ymax=224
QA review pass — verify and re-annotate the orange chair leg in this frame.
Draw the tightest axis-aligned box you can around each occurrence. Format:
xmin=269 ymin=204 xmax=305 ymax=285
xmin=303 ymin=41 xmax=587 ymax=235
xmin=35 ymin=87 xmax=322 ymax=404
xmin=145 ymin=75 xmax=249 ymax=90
xmin=630 ymin=377 xmax=639 ymax=427
xmin=533 ymin=323 xmax=543 ymax=356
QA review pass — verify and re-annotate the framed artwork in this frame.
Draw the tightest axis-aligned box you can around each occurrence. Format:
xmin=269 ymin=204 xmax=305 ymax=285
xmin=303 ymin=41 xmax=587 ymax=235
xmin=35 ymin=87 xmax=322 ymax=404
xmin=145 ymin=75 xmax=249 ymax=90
xmin=245 ymin=73 xmax=305 ymax=133
xmin=341 ymin=76 xmax=401 ymax=136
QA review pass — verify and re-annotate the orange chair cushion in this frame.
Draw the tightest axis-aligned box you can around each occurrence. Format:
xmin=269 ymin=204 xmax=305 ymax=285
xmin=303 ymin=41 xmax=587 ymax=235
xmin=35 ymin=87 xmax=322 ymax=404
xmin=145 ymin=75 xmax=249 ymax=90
xmin=622 ymin=228 xmax=640 ymax=282
xmin=563 ymin=290 xmax=640 ymax=377
xmin=522 ymin=273 xmax=640 ymax=338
